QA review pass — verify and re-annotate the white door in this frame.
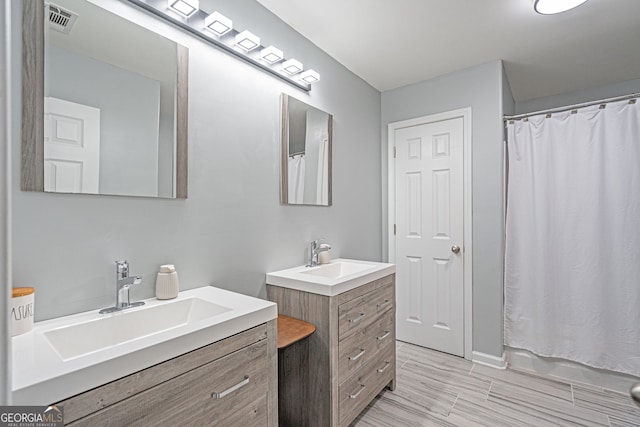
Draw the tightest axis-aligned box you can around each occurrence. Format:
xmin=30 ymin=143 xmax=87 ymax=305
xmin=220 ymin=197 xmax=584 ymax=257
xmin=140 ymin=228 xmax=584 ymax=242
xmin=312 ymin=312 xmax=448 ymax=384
xmin=44 ymin=97 xmax=100 ymax=193
xmin=393 ymin=116 xmax=465 ymax=356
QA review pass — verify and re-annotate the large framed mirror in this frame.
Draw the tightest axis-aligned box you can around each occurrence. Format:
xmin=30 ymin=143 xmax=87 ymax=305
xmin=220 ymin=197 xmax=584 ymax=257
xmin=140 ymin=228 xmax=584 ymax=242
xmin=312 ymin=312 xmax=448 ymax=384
xmin=280 ymin=94 xmax=332 ymax=206
xmin=22 ymin=0 xmax=188 ymax=198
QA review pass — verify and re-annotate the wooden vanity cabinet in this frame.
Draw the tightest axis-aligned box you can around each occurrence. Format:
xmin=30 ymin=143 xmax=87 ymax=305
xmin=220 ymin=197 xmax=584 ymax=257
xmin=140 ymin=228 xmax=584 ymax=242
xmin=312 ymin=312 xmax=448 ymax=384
xmin=267 ymin=274 xmax=396 ymax=427
xmin=55 ymin=321 xmax=278 ymax=426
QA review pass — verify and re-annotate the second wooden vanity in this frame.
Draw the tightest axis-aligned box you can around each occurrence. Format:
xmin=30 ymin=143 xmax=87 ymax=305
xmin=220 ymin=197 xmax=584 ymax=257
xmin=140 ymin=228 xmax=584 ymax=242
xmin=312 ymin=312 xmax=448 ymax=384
xmin=267 ymin=269 xmax=396 ymax=427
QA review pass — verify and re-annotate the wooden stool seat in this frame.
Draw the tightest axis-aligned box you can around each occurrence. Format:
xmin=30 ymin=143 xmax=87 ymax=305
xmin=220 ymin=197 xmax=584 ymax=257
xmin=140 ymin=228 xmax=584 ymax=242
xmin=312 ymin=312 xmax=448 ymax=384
xmin=277 ymin=314 xmax=316 ymax=349
xmin=276 ymin=314 xmax=316 ymax=425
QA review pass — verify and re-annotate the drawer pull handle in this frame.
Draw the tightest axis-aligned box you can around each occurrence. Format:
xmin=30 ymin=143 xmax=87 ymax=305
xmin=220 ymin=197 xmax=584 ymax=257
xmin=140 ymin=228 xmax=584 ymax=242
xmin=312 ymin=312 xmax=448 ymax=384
xmin=211 ymin=375 xmax=249 ymax=399
xmin=377 ymin=362 xmax=391 ymax=373
xmin=349 ymin=384 xmax=366 ymax=399
xmin=377 ymin=331 xmax=391 ymax=341
xmin=349 ymin=313 xmax=365 ymax=324
xmin=377 ymin=300 xmax=392 ymax=309
xmin=349 ymin=349 xmax=366 ymax=361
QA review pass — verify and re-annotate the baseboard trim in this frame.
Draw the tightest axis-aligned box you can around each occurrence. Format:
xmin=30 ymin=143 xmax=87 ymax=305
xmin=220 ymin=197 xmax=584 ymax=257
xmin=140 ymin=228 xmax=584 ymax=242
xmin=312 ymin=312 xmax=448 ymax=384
xmin=506 ymin=347 xmax=640 ymax=393
xmin=472 ymin=351 xmax=507 ymax=369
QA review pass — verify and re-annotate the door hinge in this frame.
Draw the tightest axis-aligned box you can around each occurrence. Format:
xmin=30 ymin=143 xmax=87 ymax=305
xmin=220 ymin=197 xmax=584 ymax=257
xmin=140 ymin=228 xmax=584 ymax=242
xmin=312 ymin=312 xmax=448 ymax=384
xmin=393 ymin=224 xmax=396 ymax=235
xmin=393 ymin=147 xmax=396 ymax=158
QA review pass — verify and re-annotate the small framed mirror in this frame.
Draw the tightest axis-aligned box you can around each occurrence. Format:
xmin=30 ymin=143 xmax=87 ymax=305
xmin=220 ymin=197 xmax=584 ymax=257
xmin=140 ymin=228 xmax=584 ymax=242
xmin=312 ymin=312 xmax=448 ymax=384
xmin=280 ymin=94 xmax=332 ymax=206
xmin=22 ymin=0 xmax=188 ymax=198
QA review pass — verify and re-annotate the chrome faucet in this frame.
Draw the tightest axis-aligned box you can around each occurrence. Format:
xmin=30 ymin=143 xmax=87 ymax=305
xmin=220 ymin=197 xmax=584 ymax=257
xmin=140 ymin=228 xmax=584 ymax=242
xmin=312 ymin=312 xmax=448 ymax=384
xmin=99 ymin=260 xmax=145 ymax=314
xmin=307 ymin=239 xmax=331 ymax=267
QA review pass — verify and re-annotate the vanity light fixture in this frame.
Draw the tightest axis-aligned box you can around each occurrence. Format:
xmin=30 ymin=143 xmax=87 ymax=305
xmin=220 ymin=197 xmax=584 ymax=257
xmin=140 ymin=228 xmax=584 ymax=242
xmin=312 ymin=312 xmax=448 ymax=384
xmin=235 ymin=30 xmax=260 ymax=51
xmin=260 ymin=46 xmax=284 ymax=64
xmin=167 ymin=0 xmax=198 ymax=18
xmin=282 ymin=58 xmax=303 ymax=75
xmin=204 ymin=11 xmax=232 ymax=36
xmin=128 ymin=0 xmax=319 ymax=90
xmin=300 ymin=69 xmax=320 ymax=84
xmin=534 ymin=0 xmax=589 ymax=14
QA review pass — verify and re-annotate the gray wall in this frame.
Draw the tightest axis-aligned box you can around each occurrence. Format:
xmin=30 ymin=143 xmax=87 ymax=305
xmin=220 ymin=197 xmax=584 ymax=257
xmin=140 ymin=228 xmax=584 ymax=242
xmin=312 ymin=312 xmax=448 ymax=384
xmin=381 ymin=60 xmax=507 ymax=358
xmin=502 ymin=63 xmax=515 ymax=116
xmin=515 ymin=78 xmax=640 ymax=114
xmin=48 ymin=44 xmax=161 ymax=197
xmin=11 ymin=0 xmax=382 ymax=321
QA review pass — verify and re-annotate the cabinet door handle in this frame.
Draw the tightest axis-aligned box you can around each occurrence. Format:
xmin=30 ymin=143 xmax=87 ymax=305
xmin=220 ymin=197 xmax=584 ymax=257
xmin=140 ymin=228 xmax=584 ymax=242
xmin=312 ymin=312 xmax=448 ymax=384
xmin=211 ymin=375 xmax=249 ymax=399
xmin=349 ymin=313 xmax=365 ymax=324
xmin=377 ymin=300 xmax=392 ymax=309
xmin=377 ymin=361 xmax=391 ymax=373
xmin=349 ymin=349 xmax=366 ymax=361
xmin=377 ymin=331 xmax=391 ymax=341
xmin=349 ymin=384 xmax=366 ymax=399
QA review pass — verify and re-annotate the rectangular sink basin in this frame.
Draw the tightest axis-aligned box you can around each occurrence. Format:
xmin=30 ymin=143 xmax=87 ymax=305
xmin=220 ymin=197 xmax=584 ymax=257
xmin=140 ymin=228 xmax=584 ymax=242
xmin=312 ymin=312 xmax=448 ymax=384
xmin=12 ymin=286 xmax=277 ymax=406
xmin=44 ymin=297 xmax=231 ymax=360
xmin=267 ymin=258 xmax=395 ymax=296
xmin=300 ymin=261 xmax=374 ymax=279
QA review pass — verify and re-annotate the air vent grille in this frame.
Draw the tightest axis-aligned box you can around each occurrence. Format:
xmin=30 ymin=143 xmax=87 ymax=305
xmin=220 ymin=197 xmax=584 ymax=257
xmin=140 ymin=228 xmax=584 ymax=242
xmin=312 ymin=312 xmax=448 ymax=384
xmin=48 ymin=3 xmax=79 ymax=34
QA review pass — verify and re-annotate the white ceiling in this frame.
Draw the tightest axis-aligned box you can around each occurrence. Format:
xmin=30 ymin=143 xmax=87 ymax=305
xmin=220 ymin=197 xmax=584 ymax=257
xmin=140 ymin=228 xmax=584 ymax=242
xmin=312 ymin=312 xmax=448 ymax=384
xmin=255 ymin=0 xmax=640 ymax=102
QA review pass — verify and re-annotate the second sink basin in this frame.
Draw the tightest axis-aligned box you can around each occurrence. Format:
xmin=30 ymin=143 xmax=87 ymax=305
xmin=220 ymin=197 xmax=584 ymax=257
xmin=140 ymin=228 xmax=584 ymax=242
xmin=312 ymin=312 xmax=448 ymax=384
xmin=267 ymin=258 xmax=395 ymax=296
xmin=300 ymin=260 xmax=374 ymax=279
xmin=44 ymin=297 xmax=231 ymax=360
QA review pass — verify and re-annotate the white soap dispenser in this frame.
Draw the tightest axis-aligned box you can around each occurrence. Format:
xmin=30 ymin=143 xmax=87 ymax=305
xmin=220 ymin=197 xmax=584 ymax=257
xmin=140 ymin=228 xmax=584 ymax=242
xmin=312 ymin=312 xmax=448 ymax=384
xmin=155 ymin=264 xmax=179 ymax=299
xmin=318 ymin=243 xmax=331 ymax=264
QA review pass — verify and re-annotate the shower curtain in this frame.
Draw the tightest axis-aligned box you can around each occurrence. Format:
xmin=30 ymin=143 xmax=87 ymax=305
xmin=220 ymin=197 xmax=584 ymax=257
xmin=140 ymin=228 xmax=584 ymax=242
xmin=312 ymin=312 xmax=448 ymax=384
xmin=288 ymin=154 xmax=305 ymax=204
xmin=504 ymin=99 xmax=640 ymax=377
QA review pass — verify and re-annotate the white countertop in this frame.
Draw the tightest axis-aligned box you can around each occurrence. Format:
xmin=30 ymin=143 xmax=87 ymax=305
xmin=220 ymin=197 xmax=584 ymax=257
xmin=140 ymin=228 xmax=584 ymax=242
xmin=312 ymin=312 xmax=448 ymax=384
xmin=266 ymin=258 xmax=396 ymax=296
xmin=12 ymin=286 xmax=277 ymax=405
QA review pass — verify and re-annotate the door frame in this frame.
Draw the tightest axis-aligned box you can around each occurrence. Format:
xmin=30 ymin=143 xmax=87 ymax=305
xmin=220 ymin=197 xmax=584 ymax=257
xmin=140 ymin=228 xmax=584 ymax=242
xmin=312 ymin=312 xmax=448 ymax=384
xmin=388 ymin=107 xmax=473 ymax=360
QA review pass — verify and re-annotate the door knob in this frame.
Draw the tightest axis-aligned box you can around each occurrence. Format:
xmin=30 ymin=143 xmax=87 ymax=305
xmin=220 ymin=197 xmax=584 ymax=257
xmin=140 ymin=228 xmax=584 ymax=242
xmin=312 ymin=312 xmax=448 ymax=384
xmin=631 ymin=383 xmax=640 ymax=407
xmin=451 ymin=245 xmax=461 ymax=254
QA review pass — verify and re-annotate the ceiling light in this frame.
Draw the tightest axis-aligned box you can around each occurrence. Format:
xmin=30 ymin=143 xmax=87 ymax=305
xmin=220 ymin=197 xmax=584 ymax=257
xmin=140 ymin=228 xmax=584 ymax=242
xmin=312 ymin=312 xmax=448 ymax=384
xmin=534 ymin=0 xmax=588 ymax=14
xmin=300 ymin=69 xmax=320 ymax=84
xmin=204 ymin=11 xmax=232 ymax=36
xmin=282 ymin=59 xmax=303 ymax=75
xmin=168 ymin=0 xmax=199 ymax=18
xmin=260 ymin=46 xmax=284 ymax=64
xmin=235 ymin=30 xmax=260 ymax=51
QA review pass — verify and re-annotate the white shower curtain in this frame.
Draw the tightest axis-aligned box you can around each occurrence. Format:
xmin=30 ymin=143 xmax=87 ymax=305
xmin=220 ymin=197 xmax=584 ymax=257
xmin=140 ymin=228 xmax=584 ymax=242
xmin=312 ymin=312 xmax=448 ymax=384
xmin=504 ymin=99 xmax=640 ymax=377
xmin=288 ymin=154 xmax=305 ymax=204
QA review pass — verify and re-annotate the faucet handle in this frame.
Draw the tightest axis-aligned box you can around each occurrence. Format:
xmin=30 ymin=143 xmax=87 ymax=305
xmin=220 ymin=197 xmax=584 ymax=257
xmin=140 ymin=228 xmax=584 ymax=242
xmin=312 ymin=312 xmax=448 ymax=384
xmin=116 ymin=260 xmax=129 ymax=276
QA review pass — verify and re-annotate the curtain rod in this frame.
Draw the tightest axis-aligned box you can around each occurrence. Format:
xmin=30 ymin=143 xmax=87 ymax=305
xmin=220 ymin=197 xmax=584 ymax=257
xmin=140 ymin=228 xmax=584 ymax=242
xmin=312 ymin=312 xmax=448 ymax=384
xmin=504 ymin=92 xmax=638 ymax=122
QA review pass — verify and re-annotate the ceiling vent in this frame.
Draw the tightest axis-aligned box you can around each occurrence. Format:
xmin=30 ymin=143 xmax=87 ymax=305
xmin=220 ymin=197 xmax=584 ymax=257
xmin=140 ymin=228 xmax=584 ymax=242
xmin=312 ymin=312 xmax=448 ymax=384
xmin=48 ymin=3 xmax=79 ymax=34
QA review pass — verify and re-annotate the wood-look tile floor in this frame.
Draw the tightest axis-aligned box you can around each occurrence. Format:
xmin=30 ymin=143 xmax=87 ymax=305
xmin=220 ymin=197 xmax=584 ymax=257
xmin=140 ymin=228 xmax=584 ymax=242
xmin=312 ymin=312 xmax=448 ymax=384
xmin=352 ymin=341 xmax=640 ymax=427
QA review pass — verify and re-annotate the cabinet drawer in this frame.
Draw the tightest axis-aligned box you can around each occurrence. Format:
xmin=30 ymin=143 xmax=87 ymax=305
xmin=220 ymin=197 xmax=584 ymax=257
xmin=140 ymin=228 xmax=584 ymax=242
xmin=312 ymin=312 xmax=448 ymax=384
xmin=338 ymin=284 xmax=394 ymax=341
xmin=71 ymin=340 xmax=268 ymax=426
xmin=338 ymin=313 xmax=394 ymax=381
xmin=338 ymin=346 xmax=394 ymax=426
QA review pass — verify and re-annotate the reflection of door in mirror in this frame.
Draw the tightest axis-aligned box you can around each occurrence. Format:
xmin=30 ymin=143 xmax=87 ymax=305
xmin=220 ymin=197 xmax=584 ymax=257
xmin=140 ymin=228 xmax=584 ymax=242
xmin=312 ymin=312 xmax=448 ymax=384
xmin=44 ymin=97 xmax=100 ymax=193
xmin=281 ymin=94 xmax=333 ymax=206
